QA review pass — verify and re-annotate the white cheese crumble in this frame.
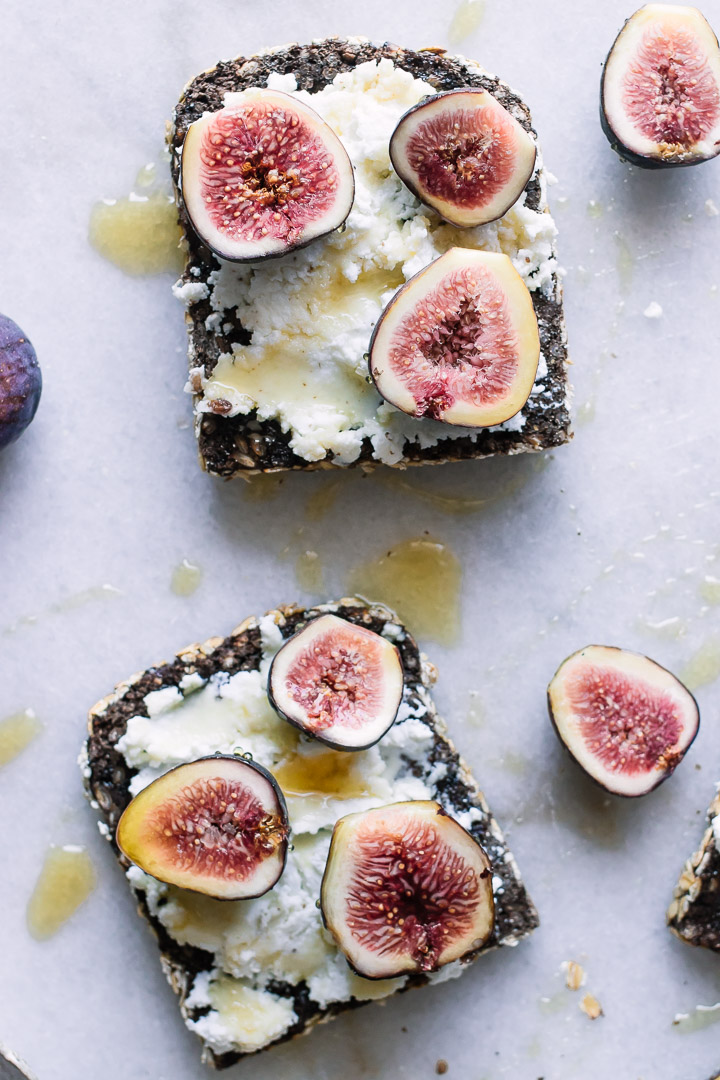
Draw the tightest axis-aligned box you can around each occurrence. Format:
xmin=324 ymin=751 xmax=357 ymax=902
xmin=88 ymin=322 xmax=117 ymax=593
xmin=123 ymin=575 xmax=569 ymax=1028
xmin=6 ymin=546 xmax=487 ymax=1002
xmin=712 ymin=814 xmax=720 ymax=847
xmin=181 ymin=59 xmax=558 ymax=465
xmin=117 ymin=613 xmax=467 ymax=1055
xmin=173 ymin=280 xmax=210 ymax=304
xmin=145 ymin=685 xmax=184 ymax=716
xmin=643 ymin=301 xmax=663 ymax=319
xmin=179 ymin=671 xmax=206 ymax=693
xmin=184 ymin=971 xmax=298 ymax=1054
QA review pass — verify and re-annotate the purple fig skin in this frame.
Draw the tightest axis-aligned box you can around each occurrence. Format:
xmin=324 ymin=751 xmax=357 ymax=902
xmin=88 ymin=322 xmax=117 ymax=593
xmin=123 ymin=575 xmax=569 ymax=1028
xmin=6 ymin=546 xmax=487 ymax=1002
xmin=0 ymin=314 xmax=42 ymax=450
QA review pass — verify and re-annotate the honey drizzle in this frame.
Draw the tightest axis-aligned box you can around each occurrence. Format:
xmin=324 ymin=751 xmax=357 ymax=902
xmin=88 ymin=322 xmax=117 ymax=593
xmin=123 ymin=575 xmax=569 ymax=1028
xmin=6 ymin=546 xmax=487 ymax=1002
xmin=89 ymin=160 xmax=184 ymax=276
xmin=0 ymin=709 xmax=42 ymax=766
xmin=348 ymin=537 xmax=461 ymax=645
xmin=274 ymin=750 xmax=371 ymax=799
xmin=26 ymin=846 xmax=97 ymax=940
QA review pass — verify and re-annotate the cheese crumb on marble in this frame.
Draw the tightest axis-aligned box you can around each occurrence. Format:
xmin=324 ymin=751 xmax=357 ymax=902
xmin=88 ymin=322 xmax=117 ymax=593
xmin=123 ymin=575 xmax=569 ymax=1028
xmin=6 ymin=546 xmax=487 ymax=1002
xmin=180 ymin=58 xmax=559 ymax=465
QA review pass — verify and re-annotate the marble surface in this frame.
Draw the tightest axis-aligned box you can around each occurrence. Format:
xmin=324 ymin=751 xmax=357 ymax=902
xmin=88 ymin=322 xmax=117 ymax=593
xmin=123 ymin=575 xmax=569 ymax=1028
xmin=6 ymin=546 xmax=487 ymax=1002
xmin=2 ymin=1 xmax=720 ymax=1078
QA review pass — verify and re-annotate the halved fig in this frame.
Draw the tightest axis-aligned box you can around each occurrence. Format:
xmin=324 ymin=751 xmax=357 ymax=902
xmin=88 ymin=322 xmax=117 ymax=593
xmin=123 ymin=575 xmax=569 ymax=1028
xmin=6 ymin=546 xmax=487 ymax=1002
xmin=390 ymin=89 xmax=536 ymax=226
xmin=116 ymin=756 xmax=289 ymax=898
xmin=268 ymin=614 xmax=404 ymax=751
xmin=548 ymin=645 xmax=700 ymax=797
xmin=369 ymin=247 xmax=540 ymax=427
xmin=601 ymin=5 xmax=720 ymax=168
xmin=181 ymin=89 xmax=354 ymax=261
xmin=320 ymin=800 xmax=494 ymax=979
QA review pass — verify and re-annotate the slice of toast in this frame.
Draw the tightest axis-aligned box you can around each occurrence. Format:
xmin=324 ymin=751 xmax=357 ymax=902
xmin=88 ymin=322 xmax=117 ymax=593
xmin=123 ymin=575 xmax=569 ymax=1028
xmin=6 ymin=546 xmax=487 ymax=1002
xmin=668 ymin=787 xmax=720 ymax=952
xmin=169 ymin=38 xmax=571 ymax=477
xmin=82 ymin=599 xmax=538 ymax=1068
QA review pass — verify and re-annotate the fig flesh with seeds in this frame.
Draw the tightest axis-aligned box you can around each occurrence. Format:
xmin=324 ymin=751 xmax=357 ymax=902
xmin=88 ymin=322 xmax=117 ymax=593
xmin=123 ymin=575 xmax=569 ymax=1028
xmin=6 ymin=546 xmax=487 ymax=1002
xmin=321 ymin=800 xmax=494 ymax=979
xmin=601 ymin=4 xmax=720 ymax=168
xmin=116 ymin=756 xmax=289 ymax=898
xmin=181 ymin=89 xmax=355 ymax=261
xmin=369 ymin=247 xmax=539 ymax=427
xmin=268 ymin=614 xmax=404 ymax=751
xmin=548 ymin=645 xmax=699 ymax=796
xmin=390 ymin=89 xmax=537 ymax=227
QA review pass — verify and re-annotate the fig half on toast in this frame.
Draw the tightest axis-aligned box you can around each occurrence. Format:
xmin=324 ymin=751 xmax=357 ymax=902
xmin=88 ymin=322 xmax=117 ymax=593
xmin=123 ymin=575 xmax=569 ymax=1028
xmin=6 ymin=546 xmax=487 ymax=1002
xmin=369 ymin=247 xmax=540 ymax=427
xmin=321 ymin=800 xmax=495 ymax=979
xmin=268 ymin=614 xmax=404 ymax=750
xmin=181 ymin=89 xmax=355 ymax=260
xmin=390 ymin=88 xmax=536 ymax=226
xmin=116 ymin=756 xmax=289 ymax=898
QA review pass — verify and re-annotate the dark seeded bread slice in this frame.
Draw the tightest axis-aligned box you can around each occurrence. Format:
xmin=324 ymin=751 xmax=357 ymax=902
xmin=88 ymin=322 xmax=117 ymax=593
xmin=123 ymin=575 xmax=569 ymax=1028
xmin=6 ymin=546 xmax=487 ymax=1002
xmin=0 ymin=1047 xmax=36 ymax=1080
xmin=668 ymin=788 xmax=720 ymax=952
xmin=83 ymin=599 xmax=538 ymax=1068
xmin=169 ymin=38 xmax=571 ymax=477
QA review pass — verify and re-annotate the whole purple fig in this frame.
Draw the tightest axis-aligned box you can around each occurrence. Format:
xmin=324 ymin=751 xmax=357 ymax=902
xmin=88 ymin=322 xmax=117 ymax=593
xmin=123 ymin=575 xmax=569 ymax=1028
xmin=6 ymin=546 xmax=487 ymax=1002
xmin=0 ymin=314 xmax=41 ymax=449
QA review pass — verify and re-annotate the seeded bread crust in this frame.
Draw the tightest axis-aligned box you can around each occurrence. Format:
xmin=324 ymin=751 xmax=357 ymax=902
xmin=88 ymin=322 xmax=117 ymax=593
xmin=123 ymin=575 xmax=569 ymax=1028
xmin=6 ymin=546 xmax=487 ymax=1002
xmin=668 ymin=789 xmax=720 ymax=952
xmin=169 ymin=37 xmax=571 ymax=477
xmin=83 ymin=598 xmax=538 ymax=1068
xmin=0 ymin=1046 xmax=36 ymax=1080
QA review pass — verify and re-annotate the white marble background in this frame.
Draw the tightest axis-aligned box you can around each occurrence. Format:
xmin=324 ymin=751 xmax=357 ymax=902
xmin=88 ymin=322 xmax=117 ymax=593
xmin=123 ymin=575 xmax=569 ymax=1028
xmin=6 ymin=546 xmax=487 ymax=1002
xmin=1 ymin=1 xmax=720 ymax=1078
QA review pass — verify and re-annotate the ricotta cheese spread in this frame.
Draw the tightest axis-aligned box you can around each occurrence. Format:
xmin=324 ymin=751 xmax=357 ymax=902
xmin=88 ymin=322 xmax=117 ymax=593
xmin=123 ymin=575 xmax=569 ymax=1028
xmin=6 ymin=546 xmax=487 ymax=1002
xmin=179 ymin=59 xmax=559 ymax=466
xmin=117 ymin=613 xmax=477 ymax=1055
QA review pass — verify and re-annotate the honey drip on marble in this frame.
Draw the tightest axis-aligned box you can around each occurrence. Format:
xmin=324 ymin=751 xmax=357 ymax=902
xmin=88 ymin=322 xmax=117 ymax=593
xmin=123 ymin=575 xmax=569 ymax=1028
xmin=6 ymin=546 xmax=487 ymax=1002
xmin=295 ymin=550 xmax=324 ymax=593
xmin=699 ymin=575 xmax=720 ymax=605
xmin=539 ymin=991 xmax=568 ymax=1015
xmin=348 ymin=537 xmax=461 ymax=645
xmin=89 ymin=163 xmax=184 ymax=276
xmin=171 ymin=559 xmax=203 ymax=596
xmin=3 ymin=584 xmax=121 ymax=637
xmin=305 ymin=480 xmax=341 ymax=521
xmin=274 ymin=751 xmax=371 ymax=799
xmin=448 ymin=0 xmax=485 ymax=43
xmin=0 ymin=709 xmax=42 ymax=766
xmin=614 ymin=233 xmax=635 ymax=290
xmin=380 ymin=475 xmax=488 ymax=514
xmin=378 ymin=456 xmax=547 ymax=515
xmin=243 ymin=474 xmax=284 ymax=502
xmin=673 ymin=1004 xmax=720 ymax=1033
xmin=27 ymin=846 xmax=97 ymax=940
xmin=680 ymin=637 xmax=720 ymax=690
